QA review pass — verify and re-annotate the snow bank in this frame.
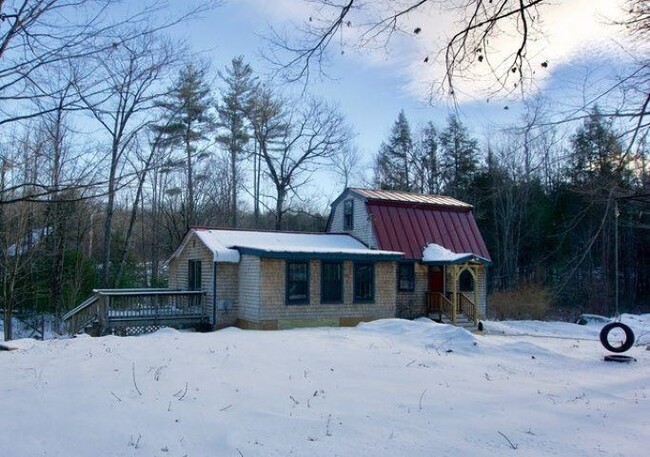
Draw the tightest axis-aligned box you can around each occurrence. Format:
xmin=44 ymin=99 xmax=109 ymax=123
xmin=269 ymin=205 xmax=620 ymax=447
xmin=482 ymin=314 xmax=650 ymax=344
xmin=358 ymin=318 xmax=479 ymax=353
xmin=1 ymin=318 xmax=649 ymax=457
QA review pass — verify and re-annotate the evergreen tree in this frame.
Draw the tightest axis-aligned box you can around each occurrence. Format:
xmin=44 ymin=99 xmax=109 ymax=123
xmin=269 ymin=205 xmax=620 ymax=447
xmin=154 ymin=62 xmax=215 ymax=235
xmin=375 ymin=110 xmax=413 ymax=191
xmin=412 ymin=121 xmax=440 ymax=194
xmin=216 ymin=56 xmax=257 ymax=228
xmin=569 ymin=106 xmax=630 ymax=190
xmin=439 ymin=115 xmax=479 ymax=201
xmin=556 ymin=106 xmax=631 ymax=313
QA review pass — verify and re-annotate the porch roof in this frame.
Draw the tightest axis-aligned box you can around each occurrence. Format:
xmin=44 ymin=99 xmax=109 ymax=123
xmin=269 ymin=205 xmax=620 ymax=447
xmin=174 ymin=228 xmax=404 ymax=263
xmin=421 ymin=243 xmax=491 ymax=265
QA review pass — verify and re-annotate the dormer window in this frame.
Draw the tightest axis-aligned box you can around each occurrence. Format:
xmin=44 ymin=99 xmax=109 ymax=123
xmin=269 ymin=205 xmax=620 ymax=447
xmin=343 ymin=199 xmax=354 ymax=230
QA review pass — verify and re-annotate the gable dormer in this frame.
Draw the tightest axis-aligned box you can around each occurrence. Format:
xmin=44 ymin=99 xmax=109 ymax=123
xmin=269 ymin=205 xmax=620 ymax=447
xmin=327 ymin=187 xmax=490 ymax=262
xmin=326 ymin=188 xmax=378 ymax=248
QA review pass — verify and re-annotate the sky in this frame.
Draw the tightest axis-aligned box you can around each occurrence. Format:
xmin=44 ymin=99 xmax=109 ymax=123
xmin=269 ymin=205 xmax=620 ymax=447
xmin=169 ymin=0 xmax=638 ymax=202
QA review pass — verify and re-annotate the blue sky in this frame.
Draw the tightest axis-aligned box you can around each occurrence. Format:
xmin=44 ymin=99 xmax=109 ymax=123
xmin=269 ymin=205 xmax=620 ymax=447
xmin=169 ymin=0 xmax=638 ymax=200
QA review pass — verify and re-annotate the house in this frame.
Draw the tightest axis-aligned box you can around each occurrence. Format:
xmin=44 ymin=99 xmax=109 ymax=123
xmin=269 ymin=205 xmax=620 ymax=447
xmin=63 ymin=188 xmax=491 ymax=335
xmin=166 ymin=229 xmax=403 ymax=330
xmin=327 ymin=188 xmax=491 ymax=325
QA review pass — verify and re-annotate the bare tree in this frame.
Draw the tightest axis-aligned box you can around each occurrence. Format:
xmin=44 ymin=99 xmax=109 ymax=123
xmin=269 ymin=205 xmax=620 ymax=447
xmin=331 ymin=144 xmax=362 ymax=190
xmin=270 ymin=1 xmax=545 ymax=95
xmin=75 ymin=34 xmax=180 ymax=287
xmin=248 ymin=84 xmax=288 ymax=227
xmin=0 ymin=1 xmax=208 ymax=126
xmin=253 ymin=95 xmax=351 ymax=229
xmin=272 ymin=1 xmax=648 ymax=147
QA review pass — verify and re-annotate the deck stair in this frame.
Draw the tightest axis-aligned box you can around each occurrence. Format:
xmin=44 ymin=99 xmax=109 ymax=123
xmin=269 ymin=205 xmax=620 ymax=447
xmin=426 ymin=291 xmax=480 ymax=331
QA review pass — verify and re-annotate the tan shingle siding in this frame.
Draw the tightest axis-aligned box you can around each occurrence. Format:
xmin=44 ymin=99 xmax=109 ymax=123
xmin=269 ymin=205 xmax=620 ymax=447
xmin=396 ymin=262 xmax=429 ymax=316
xmin=329 ymin=192 xmax=377 ymax=248
xmin=238 ymin=255 xmax=261 ymax=322
xmin=167 ymin=232 xmax=214 ymax=320
xmin=252 ymin=259 xmax=395 ymax=326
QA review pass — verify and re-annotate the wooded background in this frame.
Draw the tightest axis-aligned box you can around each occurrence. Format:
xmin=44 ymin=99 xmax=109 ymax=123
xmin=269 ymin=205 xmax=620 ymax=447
xmin=1 ymin=1 xmax=648 ymax=339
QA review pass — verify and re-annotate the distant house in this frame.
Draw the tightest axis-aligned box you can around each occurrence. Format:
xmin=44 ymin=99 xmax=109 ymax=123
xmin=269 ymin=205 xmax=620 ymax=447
xmin=327 ymin=188 xmax=491 ymax=325
xmin=166 ymin=229 xmax=403 ymax=329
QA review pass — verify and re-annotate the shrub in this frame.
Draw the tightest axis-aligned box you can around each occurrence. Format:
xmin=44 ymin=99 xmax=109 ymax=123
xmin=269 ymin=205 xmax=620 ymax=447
xmin=488 ymin=284 xmax=551 ymax=320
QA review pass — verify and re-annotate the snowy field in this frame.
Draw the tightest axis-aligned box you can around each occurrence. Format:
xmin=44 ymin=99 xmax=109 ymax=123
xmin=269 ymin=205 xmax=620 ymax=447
xmin=1 ymin=317 xmax=649 ymax=457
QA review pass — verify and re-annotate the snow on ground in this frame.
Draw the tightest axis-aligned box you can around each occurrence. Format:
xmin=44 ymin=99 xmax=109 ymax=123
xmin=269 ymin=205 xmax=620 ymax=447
xmin=1 ymin=319 xmax=649 ymax=457
xmin=482 ymin=314 xmax=650 ymax=344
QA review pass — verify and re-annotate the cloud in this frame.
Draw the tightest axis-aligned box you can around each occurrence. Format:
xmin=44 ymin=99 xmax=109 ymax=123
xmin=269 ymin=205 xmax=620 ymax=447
xmin=240 ymin=0 xmax=638 ymax=105
xmin=394 ymin=0 xmax=634 ymax=103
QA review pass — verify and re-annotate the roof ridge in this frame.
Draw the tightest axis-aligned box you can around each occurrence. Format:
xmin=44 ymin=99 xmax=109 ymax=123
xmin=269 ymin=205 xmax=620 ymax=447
xmin=190 ymin=226 xmax=349 ymax=236
xmin=347 ymin=188 xmax=472 ymax=208
xmin=350 ymin=187 xmax=449 ymax=198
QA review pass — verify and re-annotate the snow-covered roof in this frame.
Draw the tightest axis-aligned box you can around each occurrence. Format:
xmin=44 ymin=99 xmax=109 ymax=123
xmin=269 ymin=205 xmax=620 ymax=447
xmin=170 ymin=228 xmax=404 ymax=263
xmin=421 ymin=243 xmax=490 ymax=265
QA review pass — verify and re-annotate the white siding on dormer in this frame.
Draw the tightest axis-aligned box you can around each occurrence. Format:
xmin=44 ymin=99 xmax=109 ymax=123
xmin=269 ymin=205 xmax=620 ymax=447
xmin=328 ymin=192 xmax=377 ymax=248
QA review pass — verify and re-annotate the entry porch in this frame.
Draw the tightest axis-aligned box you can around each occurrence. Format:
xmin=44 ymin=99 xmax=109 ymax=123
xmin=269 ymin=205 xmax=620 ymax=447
xmin=426 ymin=263 xmax=485 ymax=327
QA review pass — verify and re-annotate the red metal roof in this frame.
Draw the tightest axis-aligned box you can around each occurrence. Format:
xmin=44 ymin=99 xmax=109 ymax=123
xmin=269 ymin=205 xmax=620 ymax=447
xmin=367 ymin=202 xmax=491 ymax=261
xmin=350 ymin=188 xmax=471 ymax=208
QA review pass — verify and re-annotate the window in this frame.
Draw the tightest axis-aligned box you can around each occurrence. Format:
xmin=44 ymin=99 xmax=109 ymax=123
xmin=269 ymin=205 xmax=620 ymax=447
xmin=188 ymin=260 xmax=202 ymax=290
xmin=397 ymin=263 xmax=415 ymax=292
xmin=343 ymin=199 xmax=354 ymax=230
xmin=287 ymin=261 xmax=309 ymax=305
xmin=321 ymin=262 xmax=343 ymax=303
xmin=459 ymin=270 xmax=474 ymax=292
xmin=354 ymin=263 xmax=374 ymax=303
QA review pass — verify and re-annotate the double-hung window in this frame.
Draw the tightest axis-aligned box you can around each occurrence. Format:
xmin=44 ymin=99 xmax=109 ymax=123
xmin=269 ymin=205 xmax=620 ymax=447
xmin=343 ymin=200 xmax=354 ymax=230
xmin=321 ymin=262 xmax=343 ymax=303
xmin=354 ymin=263 xmax=374 ymax=303
xmin=286 ymin=261 xmax=309 ymax=305
xmin=188 ymin=259 xmax=202 ymax=307
xmin=397 ymin=263 xmax=415 ymax=292
xmin=188 ymin=260 xmax=202 ymax=290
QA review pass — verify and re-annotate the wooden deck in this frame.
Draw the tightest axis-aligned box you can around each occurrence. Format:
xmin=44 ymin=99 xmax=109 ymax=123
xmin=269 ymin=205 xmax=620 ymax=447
xmin=62 ymin=289 xmax=207 ymax=336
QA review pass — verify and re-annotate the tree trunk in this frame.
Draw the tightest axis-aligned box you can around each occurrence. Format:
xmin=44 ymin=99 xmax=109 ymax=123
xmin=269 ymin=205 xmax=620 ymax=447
xmin=185 ymin=129 xmax=194 ymax=231
xmin=275 ymin=186 xmax=286 ymax=230
xmin=101 ymin=156 xmax=118 ymax=288
xmin=231 ymin=147 xmax=238 ymax=228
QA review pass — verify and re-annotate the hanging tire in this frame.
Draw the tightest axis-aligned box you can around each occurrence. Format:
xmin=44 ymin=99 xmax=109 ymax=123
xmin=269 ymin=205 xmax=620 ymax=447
xmin=599 ymin=322 xmax=635 ymax=353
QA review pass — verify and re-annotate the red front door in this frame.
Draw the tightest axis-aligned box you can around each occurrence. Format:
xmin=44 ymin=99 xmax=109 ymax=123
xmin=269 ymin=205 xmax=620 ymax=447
xmin=428 ymin=266 xmax=444 ymax=293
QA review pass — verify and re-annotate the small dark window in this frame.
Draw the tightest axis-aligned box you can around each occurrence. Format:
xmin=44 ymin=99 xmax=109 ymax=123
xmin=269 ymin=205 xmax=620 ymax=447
xmin=459 ymin=270 xmax=474 ymax=292
xmin=321 ymin=262 xmax=343 ymax=303
xmin=287 ymin=261 xmax=310 ymax=305
xmin=343 ymin=199 xmax=354 ymax=230
xmin=397 ymin=263 xmax=415 ymax=292
xmin=354 ymin=263 xmax=374 ymax=303
xmin=188 ymin=260 xmax=202 ymax=290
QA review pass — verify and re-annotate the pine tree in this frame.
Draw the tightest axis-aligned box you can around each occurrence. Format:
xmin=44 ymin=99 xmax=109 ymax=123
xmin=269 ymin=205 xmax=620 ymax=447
xmin=215 ymin=56 xmax=257 ymax=228
xmin=374 ymin=110 xmax=413 ymax=191
xmin=569 ymin=106 xmax=629 ymax=190
xmin=154 ymin=62 xmax=214 ymax=234
xmin=439 ymin=115 xmax=479 ymax=201
xmin=412 ymin=121 xmax=439 ymax=194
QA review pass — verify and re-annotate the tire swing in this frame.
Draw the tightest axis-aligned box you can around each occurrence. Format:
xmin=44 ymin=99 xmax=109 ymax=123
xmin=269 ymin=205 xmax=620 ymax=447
xmin=600 ymin=322 xmax=636 ymax=362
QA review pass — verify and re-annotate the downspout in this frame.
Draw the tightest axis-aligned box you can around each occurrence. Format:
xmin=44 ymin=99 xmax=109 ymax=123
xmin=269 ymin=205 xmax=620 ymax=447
xmin=212 ymin=261 xmax=218 ymax=327
xmin=484 ymin=263 xmax=489 ymax=320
